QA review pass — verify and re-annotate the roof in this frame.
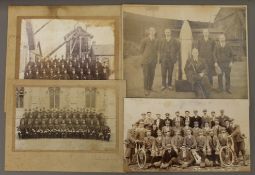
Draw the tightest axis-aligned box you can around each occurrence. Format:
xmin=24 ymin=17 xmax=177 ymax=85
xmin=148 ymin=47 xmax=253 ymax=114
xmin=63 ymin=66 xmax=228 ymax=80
xmin=64 ymin=26 xmax=93 ymax=41
xmin=214 ymin=7 xmax=246 ymax=25
xmin=93 ymin=44 xmax=114 ymax=56
xmin=124 ymin=12 xmax=212 ymax=29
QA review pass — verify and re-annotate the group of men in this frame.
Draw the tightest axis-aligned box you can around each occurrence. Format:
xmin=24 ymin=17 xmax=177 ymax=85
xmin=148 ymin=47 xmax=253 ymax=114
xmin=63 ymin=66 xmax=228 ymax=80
xmin=17 ymin=107 xmax=111 ymax=141
xmin=140 ymin=27 xmax=234 ymax=97
xmin=23 ymin=54 xmax=110 ymax=80
xmin=125 ymin=109 xmax=247 ymax=169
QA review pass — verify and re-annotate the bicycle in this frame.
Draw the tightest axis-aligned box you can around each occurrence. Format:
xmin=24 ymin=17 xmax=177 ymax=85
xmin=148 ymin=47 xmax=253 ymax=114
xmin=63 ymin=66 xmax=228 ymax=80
xmin=219 ymin=136 xmax=235 ymax=166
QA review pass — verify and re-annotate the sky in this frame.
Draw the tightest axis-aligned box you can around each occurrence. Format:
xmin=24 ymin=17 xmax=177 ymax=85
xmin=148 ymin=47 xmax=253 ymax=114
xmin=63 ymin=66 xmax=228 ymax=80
xmin=124 ymin=5 xmax=222 ymax=23
xmin=20 ymin=19 xmax=115 ymax=58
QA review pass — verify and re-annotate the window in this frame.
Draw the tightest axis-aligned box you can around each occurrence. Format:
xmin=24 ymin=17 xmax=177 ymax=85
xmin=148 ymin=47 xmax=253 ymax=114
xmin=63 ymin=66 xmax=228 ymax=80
xmin=16 ymin=87 xmax=24 ymax=108
xmin=85 ymin=88 xmax=97 ymax=108
xmin=48 ymin=87 xmax=60 ymax=109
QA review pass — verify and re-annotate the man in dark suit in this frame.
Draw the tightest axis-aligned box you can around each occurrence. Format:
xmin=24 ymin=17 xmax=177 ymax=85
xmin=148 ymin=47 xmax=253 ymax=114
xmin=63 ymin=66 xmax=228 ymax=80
xmin=190 ymin=110 xmax=202 ymax=128
xmin=159 ymin=28 xmax=180 ymax=90
xmin=154 ymin=113 xmax=165 ymax=130
xmin=185 ymin=48 xmax=211 ymax=98
xmin=197 ymin=29 xmax=215 ymax=85
xmin=173 ymin=111 xmax=184 ymax=127
xmin=213 ymin=34 xmax=234 ymax=94
xmin=140 ymin=27 xmax=160 ymax=96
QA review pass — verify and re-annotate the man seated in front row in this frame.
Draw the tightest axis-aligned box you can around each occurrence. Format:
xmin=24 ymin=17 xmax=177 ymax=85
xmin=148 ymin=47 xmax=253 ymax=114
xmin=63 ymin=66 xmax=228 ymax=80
xmin=184 ymin=48 xmax=211 ymax=98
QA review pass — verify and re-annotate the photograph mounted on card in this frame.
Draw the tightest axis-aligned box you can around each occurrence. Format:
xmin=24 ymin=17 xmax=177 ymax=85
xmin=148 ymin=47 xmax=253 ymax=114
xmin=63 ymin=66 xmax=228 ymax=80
xmin=5 ymin=80 xmax=125 ymax=172
xmin=5 ymin=5 xmax=122 ymax=82
xmin=123 ymin=98 xmax=250 ymax=172
xmin=123 ymin=5 xmax=248 ymax=99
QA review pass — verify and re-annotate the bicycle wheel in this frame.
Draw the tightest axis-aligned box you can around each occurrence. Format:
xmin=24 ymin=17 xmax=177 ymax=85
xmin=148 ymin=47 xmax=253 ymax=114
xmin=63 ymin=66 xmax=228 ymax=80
xmin=137 ymin=149 xmax=147 ymax=169
xmin=219 ymin=146 xmax=235 ymax=166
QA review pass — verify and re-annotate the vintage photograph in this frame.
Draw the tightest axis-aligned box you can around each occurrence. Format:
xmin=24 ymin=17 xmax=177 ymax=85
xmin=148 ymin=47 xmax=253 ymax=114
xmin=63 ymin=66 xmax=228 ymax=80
xmin=18 ymin=18 xmax=117 ymax=80
xmin=123 ymin=5 xmax=248 ymax=99
xmin=124 ymin=98 xmax=250 ymax=172
xmin=15 ymin=85 xmax=117 ymax=151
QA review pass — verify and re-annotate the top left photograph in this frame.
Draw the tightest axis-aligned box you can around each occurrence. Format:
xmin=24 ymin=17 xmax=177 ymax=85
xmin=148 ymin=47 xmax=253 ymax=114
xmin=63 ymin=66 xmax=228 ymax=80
xmin=5 ymin=6 xmax=122 ymax=81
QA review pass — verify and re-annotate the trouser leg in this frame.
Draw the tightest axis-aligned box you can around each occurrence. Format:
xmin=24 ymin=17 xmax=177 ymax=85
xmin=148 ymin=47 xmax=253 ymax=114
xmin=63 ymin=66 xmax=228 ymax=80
xmin=225 ymin=66 xmax=231 ymax=90
xmin=161 ymin=63 xmax=167 ymax=87
xmin=167 ymin=63 xmax=174 ymax=87
xmin=148 ymin=63 xmax=156 ymax=90
xmin=218 ymin=74 xmax=223 ymax=90
xmin=142 ymin=64 xmax=149 ymax=90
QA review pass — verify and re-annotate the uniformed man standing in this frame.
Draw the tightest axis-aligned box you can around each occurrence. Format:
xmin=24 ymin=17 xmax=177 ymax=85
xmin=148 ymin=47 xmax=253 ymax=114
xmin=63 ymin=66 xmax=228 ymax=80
xmin=213 ymin=34 xmax=234 ymax=94
xmin=140 ymin=27 xmax=160 ymax=96
xmin=159 ymin=28 xmax=180 ymax=90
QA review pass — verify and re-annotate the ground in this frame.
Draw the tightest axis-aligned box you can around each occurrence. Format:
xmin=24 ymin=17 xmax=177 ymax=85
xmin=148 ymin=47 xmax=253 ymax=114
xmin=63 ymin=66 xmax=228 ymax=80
xmin=15 ymin=134 xmax=116 ymax=151
xmin=124 ymin=55 xmax=248 ymax=99
xmin=126 ymin=160 xmax=251 ymax=172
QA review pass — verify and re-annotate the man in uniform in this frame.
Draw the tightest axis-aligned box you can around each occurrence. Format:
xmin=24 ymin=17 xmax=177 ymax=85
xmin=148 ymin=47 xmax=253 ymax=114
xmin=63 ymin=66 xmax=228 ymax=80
xmin=159 ymin=28 xmax=180 ymax=90
xmin=197 ymin=29 xmax=215 ymax=85
xmin=140 ymin=27 xmax=160 ymax=96
xmin=213 ymin=34 xmax=234 ymax=93
xmin=185 ymin=48 xmax=211 ymax=98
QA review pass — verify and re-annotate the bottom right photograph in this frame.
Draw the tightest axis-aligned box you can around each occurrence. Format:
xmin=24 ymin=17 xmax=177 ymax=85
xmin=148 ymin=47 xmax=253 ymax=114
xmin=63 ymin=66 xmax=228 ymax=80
xmin=123 ymin=98 xmax=250 ymax=172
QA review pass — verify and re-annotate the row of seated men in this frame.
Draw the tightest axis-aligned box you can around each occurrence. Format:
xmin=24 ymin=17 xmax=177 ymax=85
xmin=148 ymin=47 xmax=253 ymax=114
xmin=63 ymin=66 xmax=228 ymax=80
xmin=17 ymin=108 xmax=111 ymax=141
xmin=24 ymin=55 xmax=110 ymax=80
xmin=125 ymin=110 xmax=247 ymax=169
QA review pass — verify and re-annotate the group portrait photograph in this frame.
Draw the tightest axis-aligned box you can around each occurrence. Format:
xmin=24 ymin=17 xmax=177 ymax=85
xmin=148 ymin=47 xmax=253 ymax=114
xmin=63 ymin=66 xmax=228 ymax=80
xmin=18 ymin=18 xmax=117 ymax=80
xmin=124 ymin=98 xmax=250 ymax=172
xmin=15 ymin=85 xmax=117 ymax=151
xmin=123 ymin=5 xmax=248 ymax=99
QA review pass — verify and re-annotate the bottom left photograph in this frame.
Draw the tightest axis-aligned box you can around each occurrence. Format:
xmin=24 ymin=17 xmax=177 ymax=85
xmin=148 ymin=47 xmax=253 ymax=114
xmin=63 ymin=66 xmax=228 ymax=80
xmin=14 ymin=85 xmax=117 ymax=151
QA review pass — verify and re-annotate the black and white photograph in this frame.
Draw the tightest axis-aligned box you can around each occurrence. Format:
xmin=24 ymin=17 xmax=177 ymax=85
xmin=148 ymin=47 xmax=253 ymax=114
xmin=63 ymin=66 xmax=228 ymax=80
xmin=18 ymin=18 xmax=117 ymax=80
xmin=123 ymin=5 xmax=248 ymax=99
xmin=15 ymin=85 xmax=117 ymax=151
xmin=124 ymin=98 xmax=250 ymax=172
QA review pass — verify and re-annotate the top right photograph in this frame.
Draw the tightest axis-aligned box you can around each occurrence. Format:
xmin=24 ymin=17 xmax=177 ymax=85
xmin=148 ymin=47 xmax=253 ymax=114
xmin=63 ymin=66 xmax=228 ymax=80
xmin=123 ymin=5 xmax=248 ymax=99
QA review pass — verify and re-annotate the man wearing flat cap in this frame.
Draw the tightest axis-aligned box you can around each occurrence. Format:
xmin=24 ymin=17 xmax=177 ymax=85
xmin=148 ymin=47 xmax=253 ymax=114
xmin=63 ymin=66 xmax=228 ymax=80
xmin=201 ymin=109 xmax=212 ymax=128
xmin=173 ymin=111 xmax=185 ymax=127
xmin=218 ymin=109 xmax=231 ymax=127
xmin=164 ymin=113 xmax=173 ymax=127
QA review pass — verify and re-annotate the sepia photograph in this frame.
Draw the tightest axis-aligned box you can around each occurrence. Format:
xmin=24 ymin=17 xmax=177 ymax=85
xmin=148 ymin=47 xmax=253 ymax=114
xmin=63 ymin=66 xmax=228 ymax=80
xmin=17 ymin=17 xmax=118 ymax=80
xmin=123 ymin=5 xmax=248 ymax=99
xmin=124 ymin=98 xmax=250 ymax=172
xmin=14 ymin=85 xmax=117 ymax=151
